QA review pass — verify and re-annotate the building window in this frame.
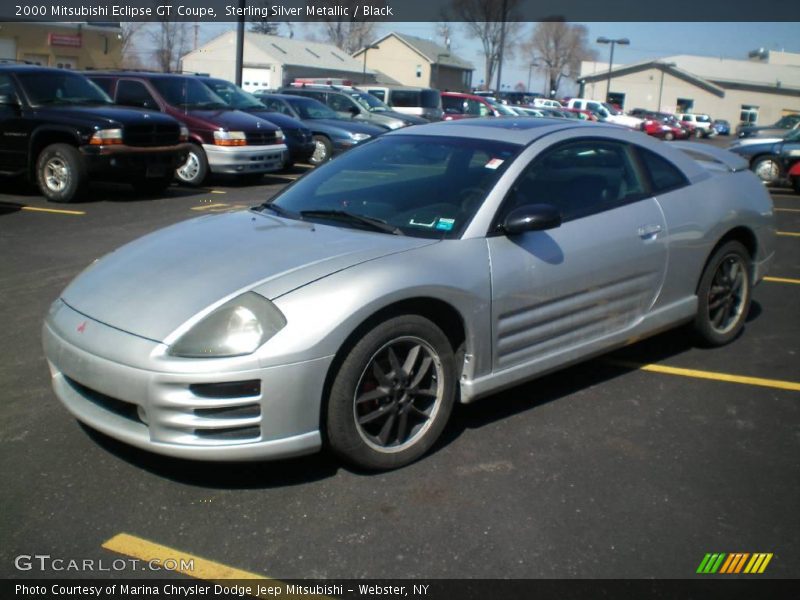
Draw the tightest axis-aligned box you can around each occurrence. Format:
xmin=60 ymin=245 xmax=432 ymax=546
xmin=676 ymin=98 xmax=694 ymax=113
xmin=740 ymin=105 xmax=759 ymax=124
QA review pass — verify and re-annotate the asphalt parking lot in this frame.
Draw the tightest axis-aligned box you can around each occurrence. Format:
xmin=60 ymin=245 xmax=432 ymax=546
xmin=1 ymin=147 xmax=798 ymax=583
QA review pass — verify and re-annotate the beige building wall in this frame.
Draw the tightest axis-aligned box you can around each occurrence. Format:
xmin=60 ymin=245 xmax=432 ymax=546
xmin=582 ymin=67 xmax=800 ymax=126
xmin=0 ymin=22 xmax=122 ymax=69
xmin=360 ymin=36 xmax=432 ymax=87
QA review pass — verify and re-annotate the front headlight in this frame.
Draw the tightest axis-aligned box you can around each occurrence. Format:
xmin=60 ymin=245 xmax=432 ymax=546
xmin=89 ymin=128 xmax=123 ymax=145
xmin=213 ymin=130 xmax=247 ymax=146
xmin=169 ymin=292 xmax=286 ymax=358
xmin=351 ymin=132 xmax=372 ymax=142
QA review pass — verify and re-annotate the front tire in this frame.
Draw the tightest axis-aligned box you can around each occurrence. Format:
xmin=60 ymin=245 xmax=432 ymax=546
xmin=326 ymin=315 xmax=456 ymax=470
xmin=310 ymin=135 xmax=333 ymax=166
xmin=175 ymin=144 xmax=208 ymax=186
xmin=693 ymin=241 xmax=752 ymax=347
xmin=36 ymin=143 xmax=86 ymax=203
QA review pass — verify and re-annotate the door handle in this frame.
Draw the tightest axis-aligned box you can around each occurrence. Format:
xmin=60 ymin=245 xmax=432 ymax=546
xmin=637 ymin=224 xmax=663 ymax=239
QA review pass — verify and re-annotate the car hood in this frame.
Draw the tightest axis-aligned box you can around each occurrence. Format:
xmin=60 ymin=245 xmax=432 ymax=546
xmin=61 ymin=211 xmax=437 ymax=342
xmin=182 ymin=109 xmax=279 ymax=133
xmin=31 ymin=106 xmax=178 ymax=129
xmin=245 ymin=109 xmax=307 ymax=132
xmin=303 ymin=118 xmax=385 ymax=136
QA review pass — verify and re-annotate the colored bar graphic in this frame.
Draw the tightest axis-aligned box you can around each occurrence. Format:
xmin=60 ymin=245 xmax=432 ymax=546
xmin=699 ymin=552 xmax=773 ymax=574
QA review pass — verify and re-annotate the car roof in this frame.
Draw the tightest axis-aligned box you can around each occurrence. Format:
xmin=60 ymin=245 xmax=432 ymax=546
xmin=0 ymin=65 xmax=83 ymax=75
xmin=386 ymin=117 xmax=619 ymax=145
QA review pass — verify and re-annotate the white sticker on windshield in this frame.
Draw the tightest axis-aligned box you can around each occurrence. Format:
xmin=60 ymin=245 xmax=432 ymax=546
xmin=485 ymin=158 xmax=504 ymax=170
xmin=409 ymin=217 xmax=437 ymax=228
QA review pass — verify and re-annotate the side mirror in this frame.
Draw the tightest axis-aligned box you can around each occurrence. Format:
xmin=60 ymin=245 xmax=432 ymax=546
xmin=500 ymin=204 xmax=561 ymax=235
xmin=348 ymin=106 xmax=360 ymax=117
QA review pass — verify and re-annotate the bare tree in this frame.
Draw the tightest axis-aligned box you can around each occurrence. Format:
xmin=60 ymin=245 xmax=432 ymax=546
xmin=450 ymin=0 xmax=522 ymax=90
xmin=248 ymin=1 xmax=281 ymax=35
xmin=117 ymin=23 xmax=145 ymax=69
xmin=525 ymin=22 xmax=597 ymax=97
xmin=149 ymin=20 xmax=191 ymax=73
xmin=309 ymin=1 xmax=379 ymax=54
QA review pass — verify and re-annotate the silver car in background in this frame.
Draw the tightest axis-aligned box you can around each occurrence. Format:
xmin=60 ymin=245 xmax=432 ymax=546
xmin=43 ymin=119 xmax=775 ymax=470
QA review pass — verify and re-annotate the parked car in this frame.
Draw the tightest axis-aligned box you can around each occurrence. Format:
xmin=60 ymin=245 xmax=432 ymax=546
xmin=196 ymin=76 xmax=314 ymax=168
xmin=712 ymin=119 xmax=731 ymax=136
xmin=440 ymin=91 xmax=516 ymax=120
xmin=0 ymin=65 xmax=189 ymax=202
xmin=676 ymin=113 xmax=715 ymax=138
xmin=563 ymin=108 xmax=599 ymax=122
xmin=533 ymin=98 xmax=563 ymax=109
xmin=510 ymin=106 xmax=545 ymax=117
xmin=728 ymin=126 xmax=800 ymax=186
xmin=361 ymin=85 xmax=442 ymax=122
xmin=736 ymin=113 xmax=800 ymax=139
xmin=566 ymin=98 xmax=643 ymax=130
xmin=87 ymin=72 xmax=287 ymax=186
xmin=280 ymin=84 xmax=427 ymax=130
xmin=636 ymin=111 xmax=690 ymax=141
xmin=255 ymin=93 xmax=385 ymax=165
xmin=788 ymin=161 xmax=800 ymax=195
xmin=43 ymin=118 xmax=774 ymax=470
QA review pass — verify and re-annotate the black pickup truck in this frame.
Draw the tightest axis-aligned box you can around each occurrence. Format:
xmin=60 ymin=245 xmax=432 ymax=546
xmin=0 ymin=65 xmax=190 ymax=202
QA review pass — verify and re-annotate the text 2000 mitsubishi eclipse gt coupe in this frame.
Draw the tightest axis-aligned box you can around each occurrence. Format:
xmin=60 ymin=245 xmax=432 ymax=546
xmin=43 ymin=119 xmax=775 ymax=470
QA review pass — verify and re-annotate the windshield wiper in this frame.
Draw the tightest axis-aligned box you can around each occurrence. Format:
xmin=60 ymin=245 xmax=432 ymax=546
xmin=299 ymin=209 xmax=403 ymax=235
xmin=255 ymin=202 xmax=298 ymax=219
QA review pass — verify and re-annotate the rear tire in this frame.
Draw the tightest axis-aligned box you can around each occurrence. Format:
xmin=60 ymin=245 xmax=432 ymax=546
xmin=175 ymin=144 xmax=208 ymax=186
xmin=693 ymin=241 xmax=752 ymax=347
xmin=36 ymin=143 xmax=86 ymax=203
xmin=751 ymin=156 xmax=782 ymax=185
xmin=326 ymin=315 xmax=456 ymax=470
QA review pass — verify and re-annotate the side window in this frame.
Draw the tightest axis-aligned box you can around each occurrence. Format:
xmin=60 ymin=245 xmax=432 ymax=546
xmin=369 ymin=90 xmax=386 ymax=101
xmin=328 ymin=94 xmax=355 ymax=113
xmin=116 ymin=80 xmax=158 ymax=110
xmin=441 ymin=96 xmax=463 ymax=114
xmin=90 ymin=77 xmax=113 ymax=95
xmin=637 ymin=147 xmax=689 ymax=193
xmin=0 ymin=73 xmax=19 ymax=105
xmin=502 ymin=140 xmax=648 ymax=223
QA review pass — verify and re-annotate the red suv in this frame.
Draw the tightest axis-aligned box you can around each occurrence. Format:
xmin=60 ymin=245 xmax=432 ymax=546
xmin=88 ymin=72 xmax=287 ymax=185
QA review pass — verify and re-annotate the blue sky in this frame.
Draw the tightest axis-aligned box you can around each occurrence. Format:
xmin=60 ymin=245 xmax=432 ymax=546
xmin=184 ymin=21 xmax=800 ymax=93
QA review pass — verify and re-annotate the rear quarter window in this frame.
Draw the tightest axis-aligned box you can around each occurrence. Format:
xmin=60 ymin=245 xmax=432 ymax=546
xmin=638 ymin=147 xmax=690 ymax=194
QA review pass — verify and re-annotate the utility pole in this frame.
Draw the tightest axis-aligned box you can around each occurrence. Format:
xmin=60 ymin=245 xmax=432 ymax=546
xmin=494 ymin=0 xmax=508 ymax=94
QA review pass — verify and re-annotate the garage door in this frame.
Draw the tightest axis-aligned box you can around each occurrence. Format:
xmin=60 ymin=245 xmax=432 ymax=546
xmin=0 ymin=37 xmax=16 ymax=61
xmin=241 ymin=68 xmax=272 ymax=92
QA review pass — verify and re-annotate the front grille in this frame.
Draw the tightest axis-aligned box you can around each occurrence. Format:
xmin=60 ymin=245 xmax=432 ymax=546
xmin=194 ymin=404 xmax=261 ymax=419
xmin=124 ymin=123 xmax=181 ymax=147
xmin=64 ymin=376 xmax=141 ymax=424
xmin=189 ymin=380 xmax=260 ymax=399
xmin=194 ymin=426 xmax=260 ymax=441
xmin=246 ymin=131 xmax=280 ymax=146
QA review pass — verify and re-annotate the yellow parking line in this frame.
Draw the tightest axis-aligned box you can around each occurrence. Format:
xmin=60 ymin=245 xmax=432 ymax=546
xmin=191 ymin=203 xmax=229 ymax=211
xmin=606 ymin=359 xmax=800 ymax=392
xmin=777 ymin=231 xmax=800 ymax=237
xmin=775 ymin=208 xmax=800 ymax=213
xmin=21 ymin=206 xmax=85 ymax=215
xmin=764 ymin=276 xmax=800 ymax=285
xmin=210 ymin=190 xmax=227 ymax=194
xmin=103 ymin=533 xmax=267 ymax=580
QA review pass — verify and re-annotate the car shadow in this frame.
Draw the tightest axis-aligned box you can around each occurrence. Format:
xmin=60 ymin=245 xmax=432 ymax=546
xmin=81 ymin=424 xmax=340 ymax=489
xmin=0 ymin=200 xmax=24 ymax=216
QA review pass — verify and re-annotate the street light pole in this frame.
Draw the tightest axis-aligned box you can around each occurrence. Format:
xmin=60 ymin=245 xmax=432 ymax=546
xmin=596 ymin=36 xmax=629 ymax=103
xmin=527 ymin=63 xmax=538 ymax=94
xmin=361 ymin=44 xmax=379 ymax=84
xmin=657 ymin=62 xmax=677 ymax=112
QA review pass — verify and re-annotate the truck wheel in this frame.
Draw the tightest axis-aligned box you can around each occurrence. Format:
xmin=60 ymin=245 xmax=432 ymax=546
xmin=36 ymin=144 xmax=86 ymax=203
xmin=175 ymin=144 xmax=208 ymax=186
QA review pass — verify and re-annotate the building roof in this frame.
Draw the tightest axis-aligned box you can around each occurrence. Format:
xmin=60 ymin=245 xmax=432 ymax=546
xmin=182 ymin=31 xmax=371 ymax=75
xmin=356 ymin=32 xmax=474 ymax=71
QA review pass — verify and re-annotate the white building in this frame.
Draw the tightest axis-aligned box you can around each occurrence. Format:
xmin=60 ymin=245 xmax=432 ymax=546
xmin=181 ymin=31 xmax=375 ymax=92
xmin=579 ymin=51 xmax=800 ymax=126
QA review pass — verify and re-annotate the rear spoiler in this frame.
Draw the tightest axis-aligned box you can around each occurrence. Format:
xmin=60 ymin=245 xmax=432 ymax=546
xmin=671 ymin=141 xmax=749 ymax=173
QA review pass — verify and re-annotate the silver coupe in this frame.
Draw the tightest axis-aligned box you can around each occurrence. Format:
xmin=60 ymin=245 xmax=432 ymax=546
xmin=43 ymin=119 xmax=775 ymax=470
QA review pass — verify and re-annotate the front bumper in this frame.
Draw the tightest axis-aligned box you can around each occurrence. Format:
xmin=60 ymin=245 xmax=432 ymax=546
xmin=42 ymin=300 xmax=328 ymax=461
xmin=203 ymin=143 xmax=287 ymax=175
xmin=80 ymin=143 xmax=190 ymax=180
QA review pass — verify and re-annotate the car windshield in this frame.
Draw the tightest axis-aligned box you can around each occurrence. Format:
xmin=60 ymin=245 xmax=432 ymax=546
xmin=265 ymin=135 xmax=520 ymax=239
xmin=349 ymin=90 xmax=390 ymax=112
xmin=696 ymin=115 xmax=711 ymax=123
xmin=151 ymin=78 xmax=229 ymax=109
xmin=16 ymin=72 xmax=112 ymax=107
xmin=287 ymin=97 xmax=340 ymax=120
xmin=486 ymin=98 xmax=517 ymax=116
xmin=201 ymin=79 xmax=264 ymax=110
